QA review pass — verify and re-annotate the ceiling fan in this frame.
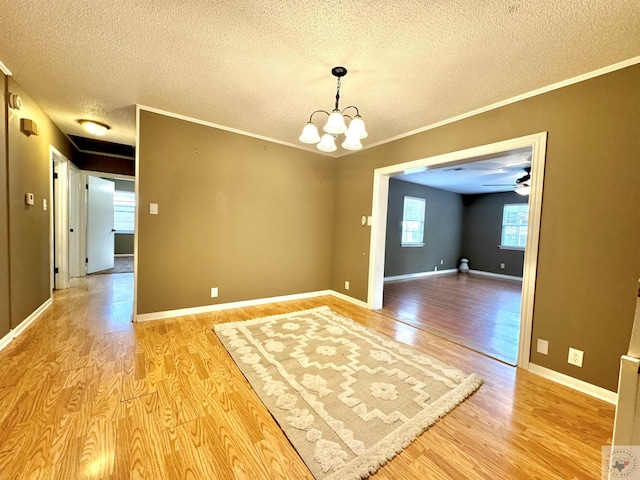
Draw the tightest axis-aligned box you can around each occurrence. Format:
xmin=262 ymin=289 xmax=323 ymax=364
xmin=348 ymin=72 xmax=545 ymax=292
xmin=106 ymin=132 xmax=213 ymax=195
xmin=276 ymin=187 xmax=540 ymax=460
xmin=484 ymin=167 xmax=531 ymax=187
xmin=483 ymin=167 xmax=531 ymax=195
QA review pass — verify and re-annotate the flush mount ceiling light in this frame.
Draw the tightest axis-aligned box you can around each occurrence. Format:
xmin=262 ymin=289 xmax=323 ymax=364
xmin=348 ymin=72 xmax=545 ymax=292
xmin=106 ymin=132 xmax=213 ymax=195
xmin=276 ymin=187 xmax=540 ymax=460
xmin=299 ymin=66 xmax=367 ymax=153
xmin=78 ymin=119 xmax=110 ymax=136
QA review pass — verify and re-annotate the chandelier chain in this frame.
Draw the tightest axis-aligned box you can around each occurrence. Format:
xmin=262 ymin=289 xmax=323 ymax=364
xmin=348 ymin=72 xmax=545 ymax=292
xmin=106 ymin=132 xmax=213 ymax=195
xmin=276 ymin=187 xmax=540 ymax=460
xmin=334 ymin=77 xmax=342 ymax=110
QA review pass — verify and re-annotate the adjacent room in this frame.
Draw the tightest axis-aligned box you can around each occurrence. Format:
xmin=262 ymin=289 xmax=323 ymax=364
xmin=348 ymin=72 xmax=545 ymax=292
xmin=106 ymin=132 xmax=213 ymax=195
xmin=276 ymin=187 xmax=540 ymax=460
xmin=381 ymin=149 xmax=532 ymax=365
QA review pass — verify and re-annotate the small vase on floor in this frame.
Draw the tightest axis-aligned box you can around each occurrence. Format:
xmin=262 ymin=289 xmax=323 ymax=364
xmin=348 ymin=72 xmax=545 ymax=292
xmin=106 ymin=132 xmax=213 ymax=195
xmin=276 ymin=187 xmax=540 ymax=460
xmin=459 ymin=258 xmax=469 ymax=273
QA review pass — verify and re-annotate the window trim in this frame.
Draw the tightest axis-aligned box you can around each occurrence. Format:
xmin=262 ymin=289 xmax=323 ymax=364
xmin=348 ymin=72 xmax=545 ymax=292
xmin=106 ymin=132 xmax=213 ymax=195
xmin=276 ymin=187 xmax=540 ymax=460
xmin=401 ymin=195 xmax=426 ymax=247
xmin=500 ymin=203 xmax=529 ymax=249
xmin=498 ymin=245 xmax=525 ymax=251
xmin=401 ymin=242 xmax=425 ymax=248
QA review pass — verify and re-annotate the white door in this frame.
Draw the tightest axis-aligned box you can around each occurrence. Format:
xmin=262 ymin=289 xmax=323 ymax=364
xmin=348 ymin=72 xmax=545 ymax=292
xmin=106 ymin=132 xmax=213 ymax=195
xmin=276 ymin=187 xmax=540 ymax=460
xmin=68 ymin=166 xmax=80 ymax=277
xmin=87 ymin=176 xmax=115 ymax=273
xmin=51 ymin=148 xmax=70 ymax=289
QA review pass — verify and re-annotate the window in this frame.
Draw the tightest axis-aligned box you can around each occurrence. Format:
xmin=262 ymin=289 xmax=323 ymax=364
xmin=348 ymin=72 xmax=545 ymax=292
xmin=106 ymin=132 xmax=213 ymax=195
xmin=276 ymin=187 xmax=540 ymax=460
xmin=501 ymin=204 xmax=529 ymax=249
xmin=114 ymin=190 xmax=135 ymax=233
xmin=401 ymin=196 xmax=426 ymax=246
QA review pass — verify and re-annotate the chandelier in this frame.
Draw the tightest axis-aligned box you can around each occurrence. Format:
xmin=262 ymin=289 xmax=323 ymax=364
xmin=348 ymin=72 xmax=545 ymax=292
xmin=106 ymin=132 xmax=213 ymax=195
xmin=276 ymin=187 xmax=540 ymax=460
xmin=299 ymin=66 xmax=368 ymax=152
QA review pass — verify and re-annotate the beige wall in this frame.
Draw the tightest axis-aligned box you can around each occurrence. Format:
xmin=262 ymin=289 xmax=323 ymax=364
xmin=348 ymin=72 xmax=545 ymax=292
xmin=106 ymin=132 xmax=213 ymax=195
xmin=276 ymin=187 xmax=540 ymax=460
xmin=137 ymin=111 xmax=336 ymax=314
xmin=0 ymin=73 xmax=9 ymax=337
xmin=6 ymin=79 xmax=75 ymax=328
xmin=331 ymin=65 xmax=640 ymax=391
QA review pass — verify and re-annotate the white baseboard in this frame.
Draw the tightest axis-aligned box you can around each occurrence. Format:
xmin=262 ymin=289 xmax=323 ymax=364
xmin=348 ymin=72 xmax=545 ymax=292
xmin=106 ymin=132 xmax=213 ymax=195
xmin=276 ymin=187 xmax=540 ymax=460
xmin=114 ymin=254 xmax=134 ymax=258
xmin=527 ymin=363 xmax=617 ymax=404
xmin=468 ymin=270 xmax=523 ymax=282
xmin=0 ymin=298 xmax=52 ymax=352
xmin=384 ymin=269 xmax=458 ymax=282
xmin=330 ymin=290 xmax=370 ymax=309
xmin=134 ymin=288 xmax=373 ymax=322
xmin=135 ymin=290 xmax=334 ymax=322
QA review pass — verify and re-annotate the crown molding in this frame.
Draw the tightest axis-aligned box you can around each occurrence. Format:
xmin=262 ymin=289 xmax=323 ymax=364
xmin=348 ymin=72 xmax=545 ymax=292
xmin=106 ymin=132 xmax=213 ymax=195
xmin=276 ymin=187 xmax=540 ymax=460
xmin=0 ymin=59 xmax=12 ymax=76
xmin=357 ymin=55 xmax=640 ymax=154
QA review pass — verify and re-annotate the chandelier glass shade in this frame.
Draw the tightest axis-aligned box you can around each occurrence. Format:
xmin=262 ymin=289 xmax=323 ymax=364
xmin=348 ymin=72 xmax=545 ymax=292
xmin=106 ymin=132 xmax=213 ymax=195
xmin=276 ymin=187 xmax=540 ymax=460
xmin=299 ymin=66 xmax=367 ymax=152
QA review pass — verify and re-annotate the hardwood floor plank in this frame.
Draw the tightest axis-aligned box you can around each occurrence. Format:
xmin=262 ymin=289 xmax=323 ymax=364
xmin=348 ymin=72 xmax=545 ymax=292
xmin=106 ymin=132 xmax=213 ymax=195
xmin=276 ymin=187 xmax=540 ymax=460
xmin=0 ymin=273 xmax=615 ymax=479
xmin=78 ymin=419 xmax=116 ymax=479
xmin=382 ymin=273 xmax=521 ymax=364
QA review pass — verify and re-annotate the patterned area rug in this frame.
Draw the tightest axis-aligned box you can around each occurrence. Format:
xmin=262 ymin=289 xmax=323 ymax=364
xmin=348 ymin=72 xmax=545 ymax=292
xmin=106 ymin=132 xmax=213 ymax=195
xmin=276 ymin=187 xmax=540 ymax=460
xmin=214 ymin=306 xmax=482 ymax=479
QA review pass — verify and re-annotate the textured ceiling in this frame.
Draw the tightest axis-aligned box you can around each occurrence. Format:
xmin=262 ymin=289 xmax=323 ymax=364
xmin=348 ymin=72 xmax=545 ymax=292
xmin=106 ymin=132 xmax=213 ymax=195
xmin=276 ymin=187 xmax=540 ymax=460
xmin=1 ymin=1 xmax=639 ymax=156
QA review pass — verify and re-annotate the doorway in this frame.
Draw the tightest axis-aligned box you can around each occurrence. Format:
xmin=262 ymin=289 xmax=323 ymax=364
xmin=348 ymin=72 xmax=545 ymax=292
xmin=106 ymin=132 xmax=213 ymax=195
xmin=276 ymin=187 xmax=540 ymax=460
xmin=367 ymin=133 xmax=547 ymax=368
xmin=86 ymin=174 xmax=135 ymax=275
xmin=50 ymin=146 xmax=70 ymax=290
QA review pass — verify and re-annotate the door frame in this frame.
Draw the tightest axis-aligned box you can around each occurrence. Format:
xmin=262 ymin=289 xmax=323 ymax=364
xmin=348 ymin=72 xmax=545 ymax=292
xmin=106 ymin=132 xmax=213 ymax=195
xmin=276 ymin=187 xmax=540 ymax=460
xmin=367 ymin=132 xmax=548 ymax=369
xmin=79 ymin=170 xmax=135 ymax=276
xmin=50 ymin=146 xmax=70 ymax=290
xmin=68 ymin=163 xmax=84 ymax=278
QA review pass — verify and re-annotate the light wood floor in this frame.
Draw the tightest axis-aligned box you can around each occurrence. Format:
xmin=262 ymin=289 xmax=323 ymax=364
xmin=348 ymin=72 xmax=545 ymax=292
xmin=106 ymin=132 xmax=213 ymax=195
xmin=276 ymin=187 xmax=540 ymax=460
xmin=0 ymin=274 xmax=613 ymax=479
xmin=383 ymin=273 xmax=521 ymax=365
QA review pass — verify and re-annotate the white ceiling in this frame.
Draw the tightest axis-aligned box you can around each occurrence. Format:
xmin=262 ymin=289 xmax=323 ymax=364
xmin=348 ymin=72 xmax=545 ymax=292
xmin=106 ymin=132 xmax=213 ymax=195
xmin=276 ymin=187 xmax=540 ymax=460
xmin=393 ymin=147 xmax=532 ymax=194
xmin=0 ymin=1 xmax=639 ymax=156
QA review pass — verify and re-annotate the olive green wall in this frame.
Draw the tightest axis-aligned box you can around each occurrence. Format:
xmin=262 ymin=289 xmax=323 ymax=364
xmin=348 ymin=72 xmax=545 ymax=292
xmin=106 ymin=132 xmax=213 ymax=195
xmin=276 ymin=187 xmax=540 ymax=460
xmin=331 ymin=65 xmax=640 ymax=391
xmin=0 ymin=73 xmax=10 ymax=338
xmin=6 ymin=79 xmax=75 ymax=328
xmin=115 ymin=234 xmax=134 ymax=255
xmin=462 ymin=191 xmax=527 ymax=276
xmin=114 ymin=179 xmax=134 ymax=192
xmin=384 ymin=179 xmax=463 ymax=276
xmin=137 ymin=110 xmax=336 ymax=315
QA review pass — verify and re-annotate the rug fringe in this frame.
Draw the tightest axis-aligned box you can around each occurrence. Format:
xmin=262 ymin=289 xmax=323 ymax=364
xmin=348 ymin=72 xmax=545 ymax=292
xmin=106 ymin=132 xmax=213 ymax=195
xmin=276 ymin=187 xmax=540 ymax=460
xmin=324 ymin=374 xmax=483 ymax=480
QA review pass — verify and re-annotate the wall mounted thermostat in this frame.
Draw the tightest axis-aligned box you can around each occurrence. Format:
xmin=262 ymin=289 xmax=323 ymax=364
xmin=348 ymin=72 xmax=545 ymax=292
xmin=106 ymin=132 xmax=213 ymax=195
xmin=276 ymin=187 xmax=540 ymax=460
xmin=25 ymin=193 xmax=35 ymax=205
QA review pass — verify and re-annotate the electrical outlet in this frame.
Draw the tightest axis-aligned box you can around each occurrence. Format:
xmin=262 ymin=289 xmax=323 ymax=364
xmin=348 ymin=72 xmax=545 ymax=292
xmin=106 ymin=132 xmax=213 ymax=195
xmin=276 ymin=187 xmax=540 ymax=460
xmin=440 ymin=259 xmax=444 ymax=265
xmin=537 ymin=339 xmax=549 ymax=355
xmin=210 ymin=287 xmax=218 ymax=298
xmin=568 ymin=348 xmax=583 ymax=367
xmin=434 ymin=266 xmax=438 ymax=272
xmin=500 ymin=263 xmax=506 ymax=270
xmin=344 ymin=281 xmax=349 ymax=290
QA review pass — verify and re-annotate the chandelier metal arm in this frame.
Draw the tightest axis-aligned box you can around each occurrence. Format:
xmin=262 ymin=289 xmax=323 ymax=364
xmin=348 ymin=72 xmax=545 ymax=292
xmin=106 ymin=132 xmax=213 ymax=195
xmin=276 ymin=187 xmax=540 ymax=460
xmin=340 ymin=105 xmax=360 ymax=116
xmin=307 ymin=109 xmax=330 ymax=123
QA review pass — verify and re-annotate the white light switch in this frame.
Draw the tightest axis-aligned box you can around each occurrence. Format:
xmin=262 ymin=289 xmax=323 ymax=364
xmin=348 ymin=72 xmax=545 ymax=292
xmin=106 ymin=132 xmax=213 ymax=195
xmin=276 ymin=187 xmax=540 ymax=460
xmin=150 ymin=203 xmax=158 ymax=215
xmin=537 ymin=339 xmax=549 ymax=355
